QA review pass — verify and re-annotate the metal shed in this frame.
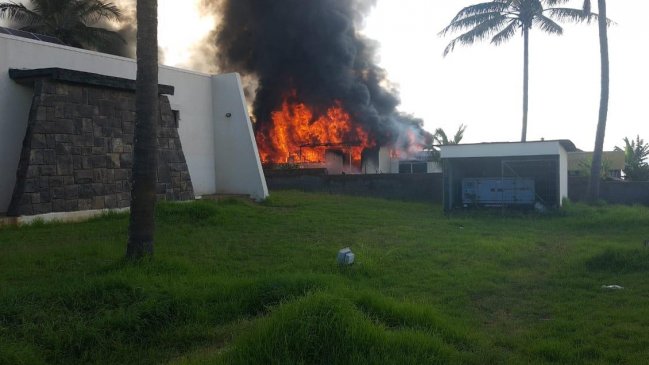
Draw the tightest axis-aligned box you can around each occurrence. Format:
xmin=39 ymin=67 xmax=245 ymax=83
xmin=440 ymin=140 xmax=577 ymax=211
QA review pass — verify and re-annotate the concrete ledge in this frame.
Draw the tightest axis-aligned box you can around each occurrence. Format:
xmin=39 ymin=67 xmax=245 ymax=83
xmin=9 ymin=67 xmax=175 ymax=95
xmin=0 ymin=207 xmax=129 ymax=227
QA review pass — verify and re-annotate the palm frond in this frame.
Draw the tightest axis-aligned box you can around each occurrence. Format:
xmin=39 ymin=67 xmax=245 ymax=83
xmin=76 ymin=0 xmax=122 ymax=24
xmin=0 ymin=2 xmax=43 ymax=25
xmin=1 ymin=0 xmax=126 ymax=52
xmin=433 ymin=128 xmax=449 ymax=146
xmin=433 ymin=125 xmax=467 ymax=145
xmin=19 ymin=23 xmax=50 ymax=34
xmin=491 ymin=20 xmax=518 ymax=45
xmin=542 ymin=0 xmax=572 ymax=6
xmin=449 ymin=1 xmax=510 ymax=23
xmin=444 ymin=13 xmax=510 ymax=56
xmin=582 ymin=0 xmax=591 ymax=14
xmin=452 ymin=124 xmax=467 ymax=144
xmin=533 ymin=13 xmax=563 ymax=35
xmin=545 ymin=7 xmax=599 ymax=24
xmin=439 ymin=11 xmax=505 ymax=36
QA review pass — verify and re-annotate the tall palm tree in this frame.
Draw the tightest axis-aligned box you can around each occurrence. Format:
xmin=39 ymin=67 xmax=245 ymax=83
xmin=585 ymin=0 xmax=610 ymax=201
xmin=126 ymin=0 xmax=157 ymax=260
xmin=0 ymin=0 xmax=123 ymax=50
xmin=440 ymin=0 xmax=595 ymax=142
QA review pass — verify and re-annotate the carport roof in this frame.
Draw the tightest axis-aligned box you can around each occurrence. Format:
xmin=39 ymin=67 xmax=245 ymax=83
xmin=440 ymin=140 xmax=578 ymax=159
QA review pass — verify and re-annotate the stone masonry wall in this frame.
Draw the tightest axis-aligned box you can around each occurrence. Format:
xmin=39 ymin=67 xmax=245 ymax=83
xmin=8 ymin=79 xmax=194 ymax=216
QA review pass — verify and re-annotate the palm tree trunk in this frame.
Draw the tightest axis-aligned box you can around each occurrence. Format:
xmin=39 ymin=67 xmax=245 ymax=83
xmin=127 ymin=0 xmax=158 ymax=259
xmin=588 ymin=0 xmax=609 ymax=202
xmin=521 ymin=27 xmax=529 ymax=142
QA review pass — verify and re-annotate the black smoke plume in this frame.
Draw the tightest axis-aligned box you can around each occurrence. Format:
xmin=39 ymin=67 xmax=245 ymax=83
xmin=203 ymin=0 xmax=428 ymax=149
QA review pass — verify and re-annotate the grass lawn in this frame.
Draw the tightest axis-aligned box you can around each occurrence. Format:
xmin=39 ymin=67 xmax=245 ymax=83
xmin=1 ymin=191 xmax=649 ymax=365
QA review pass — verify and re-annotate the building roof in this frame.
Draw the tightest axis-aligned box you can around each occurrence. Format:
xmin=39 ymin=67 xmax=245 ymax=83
xmin=0 ymin=26 xmax=65 ymax=46
xmin=440 ymin=140 xmax=578 ymax=159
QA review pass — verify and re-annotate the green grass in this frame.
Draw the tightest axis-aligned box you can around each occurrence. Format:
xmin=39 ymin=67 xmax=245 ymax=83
xmin=1 ymin=192 xmax=648 ymax=364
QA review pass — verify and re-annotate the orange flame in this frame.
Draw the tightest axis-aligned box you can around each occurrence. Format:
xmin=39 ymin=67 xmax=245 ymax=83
xmin=256 ymin=96 xmax=374 ymax=166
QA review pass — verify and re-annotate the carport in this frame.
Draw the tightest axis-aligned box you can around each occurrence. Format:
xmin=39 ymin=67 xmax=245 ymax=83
xmin=440 ymin=140 xmax=577 ymax=211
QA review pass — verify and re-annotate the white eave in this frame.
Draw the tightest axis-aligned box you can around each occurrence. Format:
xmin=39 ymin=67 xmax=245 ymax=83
xmin=440 ymin=140 xmax=577 ymax=159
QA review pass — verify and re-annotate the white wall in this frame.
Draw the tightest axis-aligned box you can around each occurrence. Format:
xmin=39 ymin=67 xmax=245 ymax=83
xmin=211 ymin=74 xmax=268 ymax=201
xmin=558 ymin=146 xmax=569 ymax=205
xmin=0 ymin=33 xmax=267 ymax=213
xmin=160 ymin=69 xmax=216 ymax=196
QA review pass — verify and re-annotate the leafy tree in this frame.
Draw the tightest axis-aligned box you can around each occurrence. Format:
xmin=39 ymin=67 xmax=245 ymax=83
xmin=126 ymin=0 xmax=157 ymax=260
xmin=576 ymin=156 xmax=613 ymax=179
xmin=585 ymin=0 xmax=611 ymax=201
xmin=615 ymin=136 xmax=649 ymax=181
xmin=440 ymin=0 xmax=597 ymax=142
xmin=0 ymin=0 xmax=124 ymax=50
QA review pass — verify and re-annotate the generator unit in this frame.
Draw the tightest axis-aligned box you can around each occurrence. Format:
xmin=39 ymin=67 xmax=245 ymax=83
xmin=462 ymin=177 xmax=535 ymax=207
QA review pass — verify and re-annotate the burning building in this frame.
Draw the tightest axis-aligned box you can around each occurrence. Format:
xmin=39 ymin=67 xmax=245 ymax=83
xmin=204 ymin=0 xmax=431 ymax=173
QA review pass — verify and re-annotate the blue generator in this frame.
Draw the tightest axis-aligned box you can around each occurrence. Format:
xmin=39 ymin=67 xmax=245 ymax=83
xmin=462 ymin=177 xmax=535 ymax=207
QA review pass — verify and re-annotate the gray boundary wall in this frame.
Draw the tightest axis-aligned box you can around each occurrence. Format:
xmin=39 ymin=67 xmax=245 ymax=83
xmin=266 ymin=172 xmax=443 ymax=203
xmin=569 ymin=177 xmax=649 ymax=205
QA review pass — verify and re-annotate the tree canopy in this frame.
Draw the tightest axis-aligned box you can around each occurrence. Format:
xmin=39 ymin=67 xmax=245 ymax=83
xmin=615 ymin=136 xmax=649 ymax=181
xmin=0 ymin=0 xmax=124 ymax=50
xmin=440 ymin=0 xmax=597 ymax=142
xmin=440 ymin=0 xmax=597 ymax=55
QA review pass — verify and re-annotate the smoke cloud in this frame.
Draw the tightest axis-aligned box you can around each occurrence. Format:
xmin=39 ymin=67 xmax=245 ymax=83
xmin=100 ymin=0 xmax=164 ymax=62
xmin=99 ymin=0 xmax=136 ymax=58
xmin=201 ymin=0 xmax=428 ymax=148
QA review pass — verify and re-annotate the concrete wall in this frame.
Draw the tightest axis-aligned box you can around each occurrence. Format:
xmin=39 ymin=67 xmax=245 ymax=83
xmin=569 ymin=177 xmax=649 ymax=206
xmin=0 ymin=33 xmax=267 ymax=213
xmin=266 ymin=172 xmax=443 ymax=203
xmin=211 ymin=74 xmax=268 ymax=201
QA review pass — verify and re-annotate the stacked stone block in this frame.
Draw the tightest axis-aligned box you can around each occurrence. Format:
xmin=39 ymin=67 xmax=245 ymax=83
xmin=8 ymin=78 xmax=194 ymax=216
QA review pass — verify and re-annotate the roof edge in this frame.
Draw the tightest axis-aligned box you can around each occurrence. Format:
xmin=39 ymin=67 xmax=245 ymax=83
xmin=441 ymin=140 xmax=579 ymax=152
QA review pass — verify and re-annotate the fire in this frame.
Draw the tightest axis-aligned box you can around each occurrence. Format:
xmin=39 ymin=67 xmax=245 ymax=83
xmin=256 ymin=96 xmax=374 ymax=166
xmin=389 ymin=128 xmax=426 ymax=160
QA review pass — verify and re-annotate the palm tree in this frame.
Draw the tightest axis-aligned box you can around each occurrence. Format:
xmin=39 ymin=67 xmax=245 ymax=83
xmin=440 ymin=0 xmax=596 ymax=142
xmin=126 ymin=0 xmax=157 ymax=260
xmin=426 ymin=124 xmax=467 ymax=161
xmin=434 ymin=124 xmax=467 ymax=145
xmin=585 ymin=0 xmax=610 ymax=201
xmin=0 ymin=0 xmax=124 ymax=50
